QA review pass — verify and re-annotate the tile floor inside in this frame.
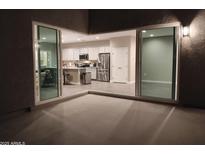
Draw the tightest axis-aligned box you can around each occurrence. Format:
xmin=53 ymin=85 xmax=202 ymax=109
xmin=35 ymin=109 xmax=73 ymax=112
xmin=62 ymin=81 xmax=135 ymax=97
xmin=62 ymin=81 xmax=172 ymax=99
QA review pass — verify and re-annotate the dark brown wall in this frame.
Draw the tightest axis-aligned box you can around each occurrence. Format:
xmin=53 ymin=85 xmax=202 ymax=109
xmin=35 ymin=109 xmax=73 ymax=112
xmin=89 ymin=10 xmax=205 ymax=108
xmin=1 ymin=10 xmax=88 ymax=115
xmin=1 ymin=9 xmax=205 ymax=115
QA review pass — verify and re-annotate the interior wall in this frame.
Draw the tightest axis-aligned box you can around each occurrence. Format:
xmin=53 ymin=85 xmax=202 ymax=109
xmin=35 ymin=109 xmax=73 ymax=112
xmin=142 ymin=36 xmax=173 ymax=82
xmin=40 ymin=43 xmax=57 ymax=68
xmin=110 ymin=36 xmax=136 ymax=83
xmin=130 ymin=36 xmax=136 ymax=83
xmin=89 ymin=9 xmax=205 ymax=108
xmin=62 ymin=36 xmax=136 ymax=83
xmin=62 ymin=40 xmax=110 ymax=49
xmin=1 ymin=10 xmax=89 ymax=115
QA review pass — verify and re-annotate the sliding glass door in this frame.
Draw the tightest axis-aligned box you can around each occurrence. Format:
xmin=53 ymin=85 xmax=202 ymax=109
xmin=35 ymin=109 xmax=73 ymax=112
xmin=35 ymin=25 xmax=61 ymax=102
xmin=139 ymin=27 xmax=177 ymax=100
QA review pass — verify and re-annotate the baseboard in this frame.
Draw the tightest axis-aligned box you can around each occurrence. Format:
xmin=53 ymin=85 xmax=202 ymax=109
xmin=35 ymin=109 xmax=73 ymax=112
xmin=110 ymin=80 xmax=129 ymax=84
xmin=142 ymin=80 xmax=172 ymax=84
xmin=128 ymin=81 xmax=135 ymax=84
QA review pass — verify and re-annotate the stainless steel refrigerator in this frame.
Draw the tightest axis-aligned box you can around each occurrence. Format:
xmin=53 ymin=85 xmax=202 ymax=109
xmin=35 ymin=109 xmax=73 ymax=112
xmin=97 ymin=53 xmax=110 ymax=82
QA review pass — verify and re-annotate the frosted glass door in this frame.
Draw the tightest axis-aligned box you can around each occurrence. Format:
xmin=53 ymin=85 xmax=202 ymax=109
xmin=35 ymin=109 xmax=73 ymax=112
xmin=37 ymin=26 xmax=60 ymax=101
xmin=139 ymin=27 xmax=176 ymax=99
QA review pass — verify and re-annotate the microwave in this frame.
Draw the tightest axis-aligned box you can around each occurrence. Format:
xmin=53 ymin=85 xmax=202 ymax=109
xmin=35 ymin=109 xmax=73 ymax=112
xmin=79 ymin=54 xmax=89 ymax=60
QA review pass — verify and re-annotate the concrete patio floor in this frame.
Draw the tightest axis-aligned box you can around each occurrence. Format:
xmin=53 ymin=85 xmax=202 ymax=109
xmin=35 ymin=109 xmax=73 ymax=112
xmin=1 ymin=94 xmax=205 ymax=145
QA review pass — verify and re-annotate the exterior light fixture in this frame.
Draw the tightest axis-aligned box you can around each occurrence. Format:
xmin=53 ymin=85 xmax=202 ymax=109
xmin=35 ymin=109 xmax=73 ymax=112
xmin=96 ymin=36 xmax=100 ymax=40
xmin=77 ymin=38 xmax=81 ymax=41
xmin=35 ymin=43 xmax=39 ymax=48
xmin=150 ymin=34 xmax=154 ymax=37
xmin=42 ymin=37 xmax=46 ymax=40
xmin=183 ymin=26 xmax=190 ymax=37
xmin=142 ymin=30 xmax=147 ymax=33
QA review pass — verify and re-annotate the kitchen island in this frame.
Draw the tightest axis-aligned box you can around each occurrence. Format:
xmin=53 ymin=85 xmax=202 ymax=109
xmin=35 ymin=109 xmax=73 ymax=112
xmin=63 ymin=67 xmax=86 ymax=84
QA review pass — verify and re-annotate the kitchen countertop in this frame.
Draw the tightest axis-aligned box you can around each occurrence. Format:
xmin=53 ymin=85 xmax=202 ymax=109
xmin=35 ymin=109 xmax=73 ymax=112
xmin=63 ymin=67 xmax=97 ymax=70
xmin=63 ymin=67 xmax=86 ymax=70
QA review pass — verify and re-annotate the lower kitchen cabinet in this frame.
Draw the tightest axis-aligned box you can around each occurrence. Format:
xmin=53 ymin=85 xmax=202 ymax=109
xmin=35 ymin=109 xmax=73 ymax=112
xmin=86 ymin=67 xmax=97 ymax=80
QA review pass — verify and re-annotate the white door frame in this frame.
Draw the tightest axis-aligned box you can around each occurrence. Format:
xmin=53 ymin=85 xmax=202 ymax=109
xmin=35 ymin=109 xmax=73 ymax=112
xmin=136 ymin=22 xmax=181 ymax=103
xmin=32 ymin=21 xmax=63 ymax=105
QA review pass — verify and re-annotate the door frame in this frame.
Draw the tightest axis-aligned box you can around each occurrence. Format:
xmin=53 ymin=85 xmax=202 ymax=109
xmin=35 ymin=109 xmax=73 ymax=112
xmin=32 ymin=21 xmax=63 ymax=105
xmin=136 ymin=22 xmax=181 ymax=103
xmin=110 ymin=47 xmax=129 ymax=83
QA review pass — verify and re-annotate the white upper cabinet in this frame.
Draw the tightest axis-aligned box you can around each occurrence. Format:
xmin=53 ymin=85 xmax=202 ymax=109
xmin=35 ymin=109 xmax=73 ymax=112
xmin=63 ymin=46 xmax=110 ymax=61
xmin=99 ymin=47 xmax=105 ymax=53
xmin=79 ymin=48 xmax=88 ymax=54
xmin=104 ymin=47 xmax=110 ymax=53
xmin=99 ymin=46 xmax=110 ymax=53
xmin=89 ymin=48 xmax=99 ymax=60
xmin=88 ymin=48 xmax=93 ymax=60
xmin=89 ymin=47 xmax=110 ymax=60
xmin=62 ymin=48 xmax=80 ymax=61
xmin=73 ymin=49 xmax=79 ymax=60
xmin=62 ymin=49 xmax=73 ymax=61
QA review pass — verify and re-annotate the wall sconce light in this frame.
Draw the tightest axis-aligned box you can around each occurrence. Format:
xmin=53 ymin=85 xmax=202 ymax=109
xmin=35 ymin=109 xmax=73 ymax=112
xmin=183 ymin=26 xmax=190 ymax=37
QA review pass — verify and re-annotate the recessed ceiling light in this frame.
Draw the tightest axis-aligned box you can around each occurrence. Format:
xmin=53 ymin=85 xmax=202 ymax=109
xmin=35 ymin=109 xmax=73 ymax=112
xmin=150 ymin=34 xmax=154 ymax=37
xmin=96 ymin=36 xmax=100 ymax=40
xmin=42 ymin=37 xmax=46 ymax=40
xmin=142 ymin=30 xmax=147 ymax=33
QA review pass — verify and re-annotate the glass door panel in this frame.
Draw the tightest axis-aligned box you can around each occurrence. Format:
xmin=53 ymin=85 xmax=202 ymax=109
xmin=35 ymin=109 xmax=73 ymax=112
xmin=37 ymin=26 xmax=60 ymax=101
xmin=139 ymin=27 xmax=176 ymax=99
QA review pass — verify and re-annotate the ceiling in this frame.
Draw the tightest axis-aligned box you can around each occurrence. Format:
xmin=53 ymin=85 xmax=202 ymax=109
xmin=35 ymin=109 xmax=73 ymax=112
xmin=142 ymin=27 xmax=174 ymax=38
xmin=38 ymin=27 xmax=174 ymax=44
xmin=61 ymin=29 xmax=136 ymax=44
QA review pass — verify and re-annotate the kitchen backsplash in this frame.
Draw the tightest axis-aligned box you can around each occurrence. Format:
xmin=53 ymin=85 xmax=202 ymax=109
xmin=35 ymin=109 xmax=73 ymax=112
xmin=62 ymin=60 xmax=98 ymax=68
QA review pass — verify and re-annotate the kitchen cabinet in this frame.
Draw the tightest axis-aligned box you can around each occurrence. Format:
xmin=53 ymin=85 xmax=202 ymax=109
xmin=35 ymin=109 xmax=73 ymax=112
xmin=91 ymin=68 xmax=97 ymax=79
xmin=63 ymin=48 xmax=79 ymax=60
xmin=79 ymin=48 xmax=88 ymax=54
xmin=104 ymin=47 xmax=110 ymax=53
xmin=73 ymin=49 xmax=79 ymax=60
xmin=93 ymin=48 xmax=99 ymax=60
xmin=99 ymin=47 xmax=110 ymax=53
xmin=89 ymin=48 xmax=99 ymax=60
xmin=99 ymin=47 xmax=105 ymax=53
xmin=62 ymin=49 xmax=73 ymax=61
xmin=86 ymin=67 xmax=96 ymax=80
xmin=63 ymin=46 xmax=110 ymax=61
xmin=63 ymin=68 xmax=86 ymax=84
